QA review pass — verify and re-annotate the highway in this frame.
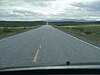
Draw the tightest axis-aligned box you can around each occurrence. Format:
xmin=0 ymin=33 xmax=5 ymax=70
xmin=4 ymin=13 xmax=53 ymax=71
xmin=0 ymin=25 xmax=100 ymax=68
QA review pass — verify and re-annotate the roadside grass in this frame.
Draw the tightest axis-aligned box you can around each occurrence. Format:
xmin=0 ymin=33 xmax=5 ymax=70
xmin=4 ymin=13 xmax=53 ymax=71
xmin=0 ymin=26 xmax=41 ymax=39
xmin=54 ymin=25 xmax=100 ymax=42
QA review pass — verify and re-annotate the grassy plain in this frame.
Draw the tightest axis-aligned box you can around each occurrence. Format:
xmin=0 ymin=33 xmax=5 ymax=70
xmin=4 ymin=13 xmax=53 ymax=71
xmin=0 ymin=26 xmax=41 ymax=39
xmin=54 ymin=25 xmax=100 ymax=42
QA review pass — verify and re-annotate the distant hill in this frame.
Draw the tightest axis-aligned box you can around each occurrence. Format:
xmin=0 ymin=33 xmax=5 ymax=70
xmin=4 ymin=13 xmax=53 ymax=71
xmin=47 ymin=19 xmax=87 ymax=22
xmin=0 ymin=21 xmax=46 ymax=27
xmin=49 ymin=21 xmax=100 ymax=26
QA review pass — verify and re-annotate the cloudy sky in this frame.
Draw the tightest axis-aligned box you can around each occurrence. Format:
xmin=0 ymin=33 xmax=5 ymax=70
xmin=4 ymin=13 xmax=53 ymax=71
xmin=0 ymin=0 xmax=100 ymax=21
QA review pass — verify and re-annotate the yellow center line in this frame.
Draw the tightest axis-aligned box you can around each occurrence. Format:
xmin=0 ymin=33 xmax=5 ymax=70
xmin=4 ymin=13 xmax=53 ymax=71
xmin=33 ymin=49 xmax=40 ymax=63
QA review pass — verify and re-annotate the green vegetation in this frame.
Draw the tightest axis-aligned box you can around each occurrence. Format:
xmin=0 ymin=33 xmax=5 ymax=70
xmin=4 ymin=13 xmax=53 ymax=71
xmin=0 ymin=21 xmax=46 ymax=27
xmin=54 ymin=25 xmax=100 ymax=42
xmin=0 ymin=21 xmax=46 ymax=39
xmin=49 ymin=21 xmax=100 ymax=26
xmin=0 ymin=26 xmax=40 ymax=35
xmin=0 ymin=26 xmax=41 ymax=39
xmin=0 ymin=26 xmax=40 ymax=37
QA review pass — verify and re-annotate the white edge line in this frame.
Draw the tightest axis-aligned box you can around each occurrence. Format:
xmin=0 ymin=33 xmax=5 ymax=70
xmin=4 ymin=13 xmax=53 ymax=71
xmin=0 ymin=29 xmax=33 ymax=42
xmin=39 ymin=45 xmax=41 ymax=49
xmin=65 ymin=32 xmax=100 ymax=50
xmin=42 ymin=36 xmax=44 ymax=40
xmin=0 ymin=27 xmax=42 ymax=42
xmin=55 ymin=28 xmax=100 ymax=50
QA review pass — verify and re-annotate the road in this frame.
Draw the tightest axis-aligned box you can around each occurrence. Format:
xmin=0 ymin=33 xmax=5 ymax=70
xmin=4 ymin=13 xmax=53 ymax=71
xmin=0 ymin=25 xmax=100 ymax=68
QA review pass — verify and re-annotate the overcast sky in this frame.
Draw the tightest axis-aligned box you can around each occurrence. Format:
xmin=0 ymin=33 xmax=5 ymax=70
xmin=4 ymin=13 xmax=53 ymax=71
xmin=0 ymin=0 xmax=100 ymax=21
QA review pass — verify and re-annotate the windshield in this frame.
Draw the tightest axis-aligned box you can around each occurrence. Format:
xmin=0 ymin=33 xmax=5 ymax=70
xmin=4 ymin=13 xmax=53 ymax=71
xmin=0 ymin=0 xmax=100 ymax=69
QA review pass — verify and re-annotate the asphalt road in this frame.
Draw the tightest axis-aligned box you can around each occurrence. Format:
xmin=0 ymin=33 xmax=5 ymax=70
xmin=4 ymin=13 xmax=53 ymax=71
xmin=0 ymin=25 xmax=100 ymax=68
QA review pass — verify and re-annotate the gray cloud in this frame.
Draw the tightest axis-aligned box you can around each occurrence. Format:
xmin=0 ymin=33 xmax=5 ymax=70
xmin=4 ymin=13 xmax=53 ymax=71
xmin=0 ymin=0 xmax=100 ymax=21
xmin=71 ymin=0 xmax=100 ymax=11
xmin=24 ymin=0 xmax=52 ymax=7
xmin=0 ymin=8 xmax=45 ymax=21
xmin=12 ymin=9 xmax=44 ymax=16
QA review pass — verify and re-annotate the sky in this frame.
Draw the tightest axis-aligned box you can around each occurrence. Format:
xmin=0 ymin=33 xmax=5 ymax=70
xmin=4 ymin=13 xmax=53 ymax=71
xmin=0 ymin=0 xmax=100 ymax=21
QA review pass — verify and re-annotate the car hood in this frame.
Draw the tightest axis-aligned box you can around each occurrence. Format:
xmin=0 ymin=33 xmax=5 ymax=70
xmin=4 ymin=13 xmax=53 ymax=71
xmin=0 ymin=62 xmax=100 ymax=72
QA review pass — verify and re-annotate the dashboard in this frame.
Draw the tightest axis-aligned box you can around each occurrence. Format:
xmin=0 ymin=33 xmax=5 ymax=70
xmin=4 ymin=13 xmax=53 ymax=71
xmin=0 ymin=65 xmax=100 ymax=75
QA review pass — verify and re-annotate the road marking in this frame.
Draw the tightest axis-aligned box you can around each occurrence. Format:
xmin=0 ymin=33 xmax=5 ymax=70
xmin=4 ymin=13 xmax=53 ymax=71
xmin=65 ymin=32 xmax=100 ymax=50
xmin=42 ymin=36 xmax=44 ymax=40
xmin=33 ymin=49 xmax=40 ymax=62
xmin=33 ymin=36 xmax=43 ymax=63
xmin=55 ymin=28 xmax=100 ymax=50
xmin=33 ymin=44 xmax=42 ymax=63
xmin=39 ymin=45 xmax=41 ymax=49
